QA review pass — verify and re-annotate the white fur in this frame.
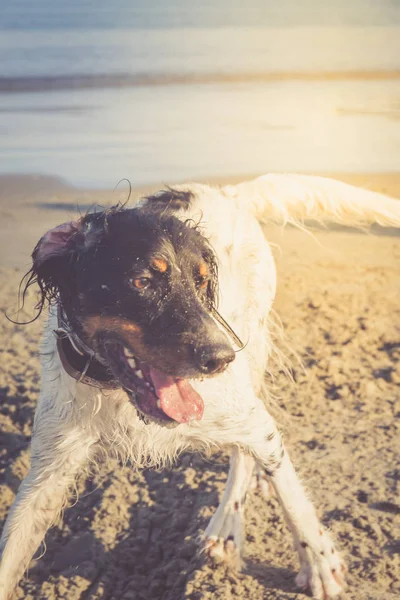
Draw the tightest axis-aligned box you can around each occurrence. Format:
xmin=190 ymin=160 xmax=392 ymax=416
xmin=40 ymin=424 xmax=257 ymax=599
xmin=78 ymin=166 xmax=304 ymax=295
xmin=2 ymin=174 xmax=399 ymax=599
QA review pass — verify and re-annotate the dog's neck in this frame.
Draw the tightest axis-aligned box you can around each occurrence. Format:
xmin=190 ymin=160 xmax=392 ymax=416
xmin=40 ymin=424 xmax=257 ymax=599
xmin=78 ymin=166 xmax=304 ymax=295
xmin=55 ymin=305 xmax=119 ymax=390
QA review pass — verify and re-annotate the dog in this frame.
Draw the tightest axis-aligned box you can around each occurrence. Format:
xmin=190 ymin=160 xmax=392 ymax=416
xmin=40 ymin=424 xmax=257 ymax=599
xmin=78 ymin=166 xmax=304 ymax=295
xmin=1 ymin=173 xmax=399 ymax=600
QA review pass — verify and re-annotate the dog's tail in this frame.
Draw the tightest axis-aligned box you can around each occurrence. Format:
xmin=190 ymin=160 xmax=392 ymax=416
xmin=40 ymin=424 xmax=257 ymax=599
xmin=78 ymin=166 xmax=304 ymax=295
xmin=224 ymin=174 xmax=400 ymax=229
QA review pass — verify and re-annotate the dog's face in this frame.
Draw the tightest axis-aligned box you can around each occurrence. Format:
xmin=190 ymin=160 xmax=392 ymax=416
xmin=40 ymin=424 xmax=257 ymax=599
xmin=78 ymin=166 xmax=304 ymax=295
xmin=30 ymin=202 xmax=235 ymax=426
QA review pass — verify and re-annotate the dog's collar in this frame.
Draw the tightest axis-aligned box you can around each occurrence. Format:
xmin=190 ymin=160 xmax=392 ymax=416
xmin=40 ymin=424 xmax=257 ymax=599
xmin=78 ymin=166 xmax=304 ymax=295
xmin=55 ymin=305 xmax=120 ymax=390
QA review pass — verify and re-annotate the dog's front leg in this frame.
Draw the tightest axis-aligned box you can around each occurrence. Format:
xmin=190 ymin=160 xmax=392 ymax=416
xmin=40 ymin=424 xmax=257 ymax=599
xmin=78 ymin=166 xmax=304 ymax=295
xmin=238 ymin=407 xmax=346 ymax=600
xmin=268 ymin=447 xmax=347 ymax=599
xmin=202 ymin=450 xmax=272 ymax=568
xmin=199 ymin=398 xmax=346 ymax=599
xmin=202 ymin=447 xmax=255 ymax=568
xmin=0 ymin=423 xmax=98 ymax=600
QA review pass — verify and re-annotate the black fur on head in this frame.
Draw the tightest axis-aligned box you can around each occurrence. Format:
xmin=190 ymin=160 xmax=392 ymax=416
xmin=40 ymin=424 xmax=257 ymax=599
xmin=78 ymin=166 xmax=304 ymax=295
xmin=19 ymin=202 xmax=218 ymax=325
xmin=16 ymin=198 xmax=233 ymax=365
xmin=14 ymin=196 xmax=238 ymax=425
xmin=143 ymin=186 xmax=195 ymax=214
xmin=16 ymin=188 xmax=200 ymax=325
xmin=14 ymin=203 xmax=126 ymax=324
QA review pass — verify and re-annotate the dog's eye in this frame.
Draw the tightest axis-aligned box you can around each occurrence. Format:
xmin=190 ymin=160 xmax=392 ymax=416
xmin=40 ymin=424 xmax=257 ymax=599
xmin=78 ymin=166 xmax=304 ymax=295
xmin=130 ymin=277 xmax=151 ymax=290
xmin=197 ymin=276 xmax=209 ymax=290
xmin=196 ymin=262 xmax=209 ymax=291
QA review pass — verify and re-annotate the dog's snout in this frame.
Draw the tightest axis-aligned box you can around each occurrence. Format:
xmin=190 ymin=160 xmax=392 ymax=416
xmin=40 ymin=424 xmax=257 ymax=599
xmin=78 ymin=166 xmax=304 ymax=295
xmin=194 ymin=343 xmax=235 ymax=375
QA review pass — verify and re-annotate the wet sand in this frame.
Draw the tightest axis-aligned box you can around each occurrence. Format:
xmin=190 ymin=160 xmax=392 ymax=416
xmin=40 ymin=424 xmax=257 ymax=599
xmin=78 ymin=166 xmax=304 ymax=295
xmin=0 ymin=173 xmax=399 ymax=599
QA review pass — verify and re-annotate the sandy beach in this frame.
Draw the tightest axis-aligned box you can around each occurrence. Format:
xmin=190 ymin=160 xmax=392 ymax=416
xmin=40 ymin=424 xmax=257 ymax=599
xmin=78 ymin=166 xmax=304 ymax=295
xmin=0 ymin=172 xmax=399 ymax=600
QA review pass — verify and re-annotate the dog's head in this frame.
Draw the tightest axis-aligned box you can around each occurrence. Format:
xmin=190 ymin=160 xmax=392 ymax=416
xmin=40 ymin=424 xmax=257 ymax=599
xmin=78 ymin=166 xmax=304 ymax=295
xmin=28 ymin=197 xmax=235 ymax=426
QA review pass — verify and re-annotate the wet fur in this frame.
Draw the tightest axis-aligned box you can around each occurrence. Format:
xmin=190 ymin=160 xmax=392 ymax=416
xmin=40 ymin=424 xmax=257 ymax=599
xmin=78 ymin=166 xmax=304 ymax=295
xmin=2 ymin=174 xmax=400 ymax=599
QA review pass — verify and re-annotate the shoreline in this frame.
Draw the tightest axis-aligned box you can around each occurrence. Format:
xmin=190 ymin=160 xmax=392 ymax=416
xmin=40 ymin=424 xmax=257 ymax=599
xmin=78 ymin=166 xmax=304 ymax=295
xmin=1 ymin=170 xmax=400 ymax=196
xmin=2 ymin=69 xmax=400 ymax=94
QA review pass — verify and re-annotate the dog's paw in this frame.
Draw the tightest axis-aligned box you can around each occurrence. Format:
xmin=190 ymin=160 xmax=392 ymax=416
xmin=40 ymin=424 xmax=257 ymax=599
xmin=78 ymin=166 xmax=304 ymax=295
xmin=295 ymin=530 xmax=347 ymax=599
xmin=201 ymin=535 xmax=243 ymax=570
xmin=200 ymin=504 xmax=244 ymax=571
xmin=249 ymin=466 xmax=272 ymax=499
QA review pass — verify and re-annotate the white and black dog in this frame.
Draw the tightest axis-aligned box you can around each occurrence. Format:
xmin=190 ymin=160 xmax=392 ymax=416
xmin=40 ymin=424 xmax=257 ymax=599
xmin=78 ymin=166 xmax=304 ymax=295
xmin=1 ymin=174 xmax=399 ymax=600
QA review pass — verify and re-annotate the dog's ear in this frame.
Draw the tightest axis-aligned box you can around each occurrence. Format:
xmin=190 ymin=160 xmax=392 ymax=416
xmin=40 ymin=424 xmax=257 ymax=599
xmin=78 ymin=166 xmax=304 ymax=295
xmin=31 ymin=217 xmax=104 ymax=305
xmin=33 ymin=220 xmax=83 ymax=267
xmin=15 ymin=216 xmax=106 ymax=322
xmin=143 ymin=187 xmax=195 ymax=213
xmin=29 ymin=220 xmax=87 ymax=309
xmin=33 ymin=217 xmax=104 ymax=267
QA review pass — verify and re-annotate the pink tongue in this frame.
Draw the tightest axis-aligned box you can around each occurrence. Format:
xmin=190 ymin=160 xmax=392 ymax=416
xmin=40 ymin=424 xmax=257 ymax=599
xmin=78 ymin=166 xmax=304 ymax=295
xmin=149 ymin=368 xmax=204 ymax=424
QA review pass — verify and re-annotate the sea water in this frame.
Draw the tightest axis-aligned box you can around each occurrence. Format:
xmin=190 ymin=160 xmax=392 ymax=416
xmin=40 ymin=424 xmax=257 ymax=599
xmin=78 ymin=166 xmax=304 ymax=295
xmin=0 ymin=0 xmax=399 ymax=187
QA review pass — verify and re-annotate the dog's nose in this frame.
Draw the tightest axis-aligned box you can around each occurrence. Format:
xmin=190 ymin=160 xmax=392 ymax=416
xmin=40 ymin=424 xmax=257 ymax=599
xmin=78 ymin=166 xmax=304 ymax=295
xmin=194 ymin=343 xmax=235 ymax=375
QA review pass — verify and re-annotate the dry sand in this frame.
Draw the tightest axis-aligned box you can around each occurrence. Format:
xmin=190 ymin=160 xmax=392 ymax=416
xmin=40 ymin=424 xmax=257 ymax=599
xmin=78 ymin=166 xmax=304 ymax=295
xmin=0 ymin=173 xmax=399 ymax=600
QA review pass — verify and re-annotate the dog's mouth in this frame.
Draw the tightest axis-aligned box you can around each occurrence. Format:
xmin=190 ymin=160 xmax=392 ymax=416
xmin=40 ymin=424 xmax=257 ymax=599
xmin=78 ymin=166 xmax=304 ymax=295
xmin=104 ymin=341 xmax=204 ymax=427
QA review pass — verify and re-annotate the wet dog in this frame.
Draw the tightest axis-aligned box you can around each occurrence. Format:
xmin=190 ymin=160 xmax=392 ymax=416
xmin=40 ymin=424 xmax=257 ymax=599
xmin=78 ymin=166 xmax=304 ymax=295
xmin=1 ymin=174 xmax=399 ymax=599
